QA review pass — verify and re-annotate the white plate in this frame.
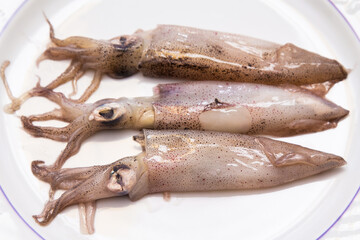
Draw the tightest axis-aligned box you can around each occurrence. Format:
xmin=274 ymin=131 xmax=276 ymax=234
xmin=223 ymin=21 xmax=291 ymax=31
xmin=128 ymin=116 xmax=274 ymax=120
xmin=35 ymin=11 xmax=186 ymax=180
xmin=0 ymin=0 xmax=359 ymax=239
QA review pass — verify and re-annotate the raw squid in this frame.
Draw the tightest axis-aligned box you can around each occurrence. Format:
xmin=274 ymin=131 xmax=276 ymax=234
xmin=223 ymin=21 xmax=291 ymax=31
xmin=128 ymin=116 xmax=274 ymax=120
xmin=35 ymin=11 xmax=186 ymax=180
xmin=15 ymin=81 xmax=348 ymax=172
xmin=32 ymin=129 xmax=346 ymax=233
xmin=3 ymin=20 xmax=348 ymax=113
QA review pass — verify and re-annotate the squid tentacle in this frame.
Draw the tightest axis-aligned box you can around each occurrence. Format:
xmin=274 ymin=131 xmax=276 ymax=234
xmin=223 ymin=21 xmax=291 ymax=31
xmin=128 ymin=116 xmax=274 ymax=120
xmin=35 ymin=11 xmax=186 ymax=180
xmin=21 ymin=116 xmax=72 ymax=141
xmin=78 ymin=202 xmax=96 ymax=235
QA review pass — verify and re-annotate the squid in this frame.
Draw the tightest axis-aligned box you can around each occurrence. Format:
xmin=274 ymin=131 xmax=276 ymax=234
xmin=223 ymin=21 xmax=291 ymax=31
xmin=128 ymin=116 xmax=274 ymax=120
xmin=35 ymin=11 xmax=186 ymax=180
xmin=32 ymin=129 xmax=346 ymax=234
xmin=3 ymin=20 xmax=348 ymax=113
xmin=11 ymin=80 xmax=348 ymax=173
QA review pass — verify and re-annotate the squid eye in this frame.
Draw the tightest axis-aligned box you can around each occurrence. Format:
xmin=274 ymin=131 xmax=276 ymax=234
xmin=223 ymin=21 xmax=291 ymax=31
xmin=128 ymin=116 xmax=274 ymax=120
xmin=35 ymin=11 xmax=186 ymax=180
xmin=115 ymin=173 xmax=122 ymax=183
xmin=109 ymin=164 xmax=130 ymax=184
xmin=89 ymin=102 xmax=125 ymax=122
xmin=115 ymin=35 xmax=138 ymax=49
xmin=119 ymin=36 xmax=127 ymax=45
xmin=99 ymin=108 xmax=114 ymax=119
xmin=107 ymin=164 xmax=135 ymax=194
xmin=111 ymin=164 xmax=130 ymax=175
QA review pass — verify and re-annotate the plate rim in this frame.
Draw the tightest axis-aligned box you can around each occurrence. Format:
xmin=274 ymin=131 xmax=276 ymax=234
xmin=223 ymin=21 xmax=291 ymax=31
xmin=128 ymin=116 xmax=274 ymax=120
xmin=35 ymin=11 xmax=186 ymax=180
xmin=0 ymin=1 xmax=359 ymax=239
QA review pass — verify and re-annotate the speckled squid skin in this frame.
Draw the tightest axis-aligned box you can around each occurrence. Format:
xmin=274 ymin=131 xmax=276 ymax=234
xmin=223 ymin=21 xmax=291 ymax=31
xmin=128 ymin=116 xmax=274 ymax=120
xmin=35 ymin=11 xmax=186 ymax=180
xmin=152 ymin=81 xmax=349 ymax=136
xmin=139 ymin=130 xmax=345 ymax=195
xmin=3 ymin=23 xmax=348 ymax=114
xmin=138 ymin=25 xmax=347 ymax=85
xmin=33 ymin=130 xmax=345 ymax=228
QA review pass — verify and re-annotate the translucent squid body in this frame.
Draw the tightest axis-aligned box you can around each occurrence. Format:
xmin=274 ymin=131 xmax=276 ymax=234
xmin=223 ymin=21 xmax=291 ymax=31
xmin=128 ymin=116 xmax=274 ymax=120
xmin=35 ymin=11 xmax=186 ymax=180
xmin=16 ymin=81 xmax=348 ymax=172
xmin=3 ymin=21 xmax=347 ymax=113
xmin=32 ymin=129 xmax=346 ymax=233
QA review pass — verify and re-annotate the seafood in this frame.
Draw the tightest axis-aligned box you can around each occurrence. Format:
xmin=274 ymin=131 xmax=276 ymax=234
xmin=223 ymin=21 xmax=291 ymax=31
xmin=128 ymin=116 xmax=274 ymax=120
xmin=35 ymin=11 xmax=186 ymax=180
xmin=14 ymin=81 xmax=348 ymax=172
xmin=3 ymin=21 xmax=348 ymax=113
xmin=32 ymin=129 xmax=346 ymax=233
